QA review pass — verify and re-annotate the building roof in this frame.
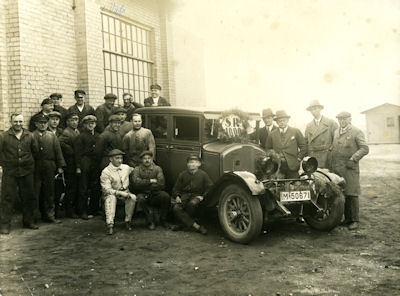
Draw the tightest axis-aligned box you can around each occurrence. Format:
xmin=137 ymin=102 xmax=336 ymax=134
xmin=361 ymin=103 xmax=400 ymax=114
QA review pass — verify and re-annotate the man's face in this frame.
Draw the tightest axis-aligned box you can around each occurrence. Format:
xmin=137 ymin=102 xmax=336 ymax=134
xmin=11 ymin=114 xmax=24 ymax=132
xmin=42 ymin=103 xmax=54 ymax=113
xmin=116 ymin=112 xmax=127 ymax=122
xmin=132 ymin=115 xmax=142 ymax=130
xmin=276 ymin=118 xmax=289 ymax=129
xmin=123 ymin=95 xmax=132 ymax=107
xmin=35 ymin=121 xmax=48 ymax=132
xmin=109 ymin=120 xmax=121 ymax=132
xmin=67 ymin=117 xmax=79 ymax=129
xmin=151 ymin=88 xmax=160 ymax=98
xmin=141 ymin=154 xmax=153 ymax=167
xmin=48 ymin=117 xmax=60 ymax=128
xmin=263 ymin=116 xmax=274 ymax=126
xmin=84 ymin=121 xmax=96 ymax=132
xmin=338 ymin=117 xmax=351 ymax=129
xmin=110 ymin=155 xmax=123 ymax=167
xmin=52 ymin=98 xmax=61 ymax=106
xmin=309 ymin=106 xmax=322 ymax=119
xmin=187 ymin=159 xmax=201 ymax=171
xmin=105 ymin=98 xmax=115 ymax=109
xmin=75 ymin=94 xmax=85 ymax=105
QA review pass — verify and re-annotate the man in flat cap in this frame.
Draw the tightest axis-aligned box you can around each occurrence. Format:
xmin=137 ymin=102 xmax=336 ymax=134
xmin=171 ymin=154 xmax=213 ymax=235
xmin=259 ymin=108 xmax=278 ymax=149
xmin=95 ymin=114 xmax=123 ymax=170
xmin=266 ymin=110 xmax=307 ymax=178
xmin=31 ymin=113 xmax=65 ymax=223
xmin=144 ymin=84 xmax=171 ymax=107
xmin=47 ymin=111 xmax=63 ymax=137
xmin=100 ymin=149 xmax=136 ymax=235
xmin=50 ymin=93 xmax=67 ymax=129
xmin=0 ymin=113 xmax=39 ymax=234
xmin=122 ymin=113 xmax=155 ymax=167
xmin=113 ymin=107 xmax=133 ymax=137
xmin=304 ymin=100 xmax=338 ymax=169
xmin=29 ymin=97 xmax=55 ymax=131
xmin=59 ymin=112 xmax=80 ymax=218
xmin=122 ymin=92 xmax=143 ymax=121
xmin=67 ymin=90 xmax=95 ymax=130
xmin=74 ymin=115 xmax=100 ymax=219
xmin=95 ymin=93 xmax=117 ymax=133
xmin=331 ymin=112 xmax=369 ymax=230
xmin=131 ymin=151 xmax=170 ymax=230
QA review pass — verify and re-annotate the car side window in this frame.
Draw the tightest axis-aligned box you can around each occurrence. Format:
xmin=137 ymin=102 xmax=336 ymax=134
xmin=173 ymin=116 xmax=200 ymax=141
xmin=149 ymin=115 xmax=168 ymax=139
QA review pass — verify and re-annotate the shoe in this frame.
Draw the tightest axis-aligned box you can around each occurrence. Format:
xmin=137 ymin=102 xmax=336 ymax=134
xmin=0 ymin=225 xmax=10 ymax=235
xmin=196 ymin=225 xmax=208 ymax=235
xmin=87 ymin=215 xmax=94 ymax=219
xmin=348 ymin=222 xmax=359 ymax=230
xmin=340 ymin=219 xmax=350 ymax=226
xmin=160 ymin=220 xmax=171 ymax=229
xmin=125 ymin=222 xmax=132 ymax=231
xmin=296 ymin=217 xmax=305 ymax=224
xmin=23 ymin=223 xmax=39 ymax=230
xmin=171 ymin=225 xmax=183 ymax=232
xmin=80 ymin=214 xmax=89 ymax=220
xmin=148 ymin=223 xmax=156 ymax=230
xmin=107 ymin=225 xmax=113 ymax=235
xmin=67 ymin=213 xmax=79 ymax=219
xmin=47 ymin=217 xmax=62 ymax=224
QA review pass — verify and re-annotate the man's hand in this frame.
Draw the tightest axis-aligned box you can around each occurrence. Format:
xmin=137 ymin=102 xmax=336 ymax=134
xmin=76 ymin=168 xmax=81 ymax=175
xmin=175 ymin=196 xmax=182 ymax=204
xmin=195 ymin=196 xmax=204 ymax=202
xmin=58 ymin=168 xmax=64 ymax=174
xmin=346 ymin=159 xmax=356 ymax=169
xmin=150 ymin=178 xmax=157 ymax=184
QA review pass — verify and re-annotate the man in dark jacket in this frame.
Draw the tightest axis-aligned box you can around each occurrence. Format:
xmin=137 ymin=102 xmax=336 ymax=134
xmin=259 ymin=108 xmax=278 ymax=148
xmin=123 ymin=92 xmax=143 ymax=121
xmin=50 ymin=93 xmax=67 ymax=129
xmin=143 ymin=84 xmax=170 ymax=107
xmin=28 ymin=97 xmax=54 ymax=131
xmin=0 ymin=113 xmax=39 ymax=234
xmin=31 ymin=114 xmax=65 ymax=223
xmin=67 ymin=90 xmax=95 ymax=129
xmin=95 ymin=93 xmax=117 ymax=133
xmin=331 ymin=112 xmax=369 ymax=230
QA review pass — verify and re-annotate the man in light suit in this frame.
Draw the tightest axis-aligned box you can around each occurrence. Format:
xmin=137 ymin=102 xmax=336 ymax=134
xmin=259 ymin=108 xmax=278 ymax=149
xmin=144 ymin=84 xmax=171 ymax=107
xmin=304 ymin=100 xmax=338 ymax=169
xmin=266 ymin=110 xmax=306 ymax=178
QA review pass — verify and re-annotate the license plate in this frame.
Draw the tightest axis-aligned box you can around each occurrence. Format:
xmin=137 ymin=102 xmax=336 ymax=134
xmin=280 ymin=191 xmax=311 ymax=202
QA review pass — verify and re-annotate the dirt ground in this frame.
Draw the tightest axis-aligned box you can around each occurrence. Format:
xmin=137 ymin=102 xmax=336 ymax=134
xmin=1 ymin=144 xmax=399 ymax=296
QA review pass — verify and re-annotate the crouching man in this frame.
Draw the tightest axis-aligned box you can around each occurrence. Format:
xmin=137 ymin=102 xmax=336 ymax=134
xmin=100 ymin=149 xmax=136 ymax=235
xmin=131 ymin=151 xmax=170 ymax=230
xmin=171 ymin=155 xmax=213 ymax=235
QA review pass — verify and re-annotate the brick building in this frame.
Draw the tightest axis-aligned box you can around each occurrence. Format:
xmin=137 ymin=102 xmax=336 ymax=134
xmin=0 ymin=0 xmax=181 ymax=131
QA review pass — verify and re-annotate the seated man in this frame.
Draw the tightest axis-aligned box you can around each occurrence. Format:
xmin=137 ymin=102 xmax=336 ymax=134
xmin=100 ymin=149 xmax=136 ymax=235
xmin=131 ymin=151 xmax=170 ymax=230
xmin=171 ymin=155 xmax=213 ymax=235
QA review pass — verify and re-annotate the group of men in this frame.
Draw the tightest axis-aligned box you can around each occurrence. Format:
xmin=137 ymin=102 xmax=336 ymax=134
xmin=259 ymin=100 xmax=369 ymax=230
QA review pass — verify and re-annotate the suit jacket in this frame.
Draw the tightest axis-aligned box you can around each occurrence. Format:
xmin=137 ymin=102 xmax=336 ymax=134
xmin=259 ymin=125 xmax=278 ymax=148
xmin=143 ymin=96 xmax=170 ymax=107
xmin=266 ymin=126 xmax=307 ymax=171
xmin=67 ymin=104 xmax=95 ymax=128
xmin=304 ymin=116 xmax=338 ymax=168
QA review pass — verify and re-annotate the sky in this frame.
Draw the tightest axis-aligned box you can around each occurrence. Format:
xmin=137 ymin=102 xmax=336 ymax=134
xmin=169 ymin=0 xmax=400 ymax=129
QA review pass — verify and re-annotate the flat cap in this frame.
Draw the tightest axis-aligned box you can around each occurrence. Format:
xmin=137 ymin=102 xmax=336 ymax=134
xmin=187 ymin=154 xmax=201 ymax=162
xmin=108 ymin=149 xmax=125 ymax=157
xmin=274 ymin=110 xmax=290 ymax=120
xmin=33 ymin=113 xmax=49 ymax=122
xmin=262 ymin=108 xmax=274 ymax=118
xmin=82 ymin=115 xmax=97 ymax=123
xmin=50 ymin=93 xmax=62 ymax=99
xmin=104 ymin=93 xmax=117 ymax=100
xmin=113 ymin=107 xmax=127 ymax=114
xmin=108 ymin=114 xmax=121 ymax=122
xmin=74 ymin=90 xmax=86 ymax=97
xmin=336 ymin=111 xmax=351 ymax=119
xmin=41 ymin=98 xmax=53 ymax=106
xmin=139 ymin=150 xmax=153 ymax=158
xmin=306 ymin=100 xmax=324 ymax=111
xmin=150 ymin=83 xmax=162 ymax=90
xmin=65 ymin=112 xmax=79 ymax=120
xmin=48 ymin=111 xmax=62 ymax=118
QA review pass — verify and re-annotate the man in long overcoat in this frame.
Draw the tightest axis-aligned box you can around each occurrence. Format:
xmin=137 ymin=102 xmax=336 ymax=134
xmin=331 ymin=112 xmax=369 ymax=230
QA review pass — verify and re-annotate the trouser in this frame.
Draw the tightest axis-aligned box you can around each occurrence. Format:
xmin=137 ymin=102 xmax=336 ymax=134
xmin=34 ymin=161 xmax=56 ymax=220
xmin=137 ymin=191 xmax=170 ymax=224
xmin=64 ymin=172 xmax=79 ymax=216
xmin=279 ymin=160 xmax=299 ymax=179
xmin=77 ymin=165 xmax=101 ymax=215
xmin=0 ymin=173 xmax=36 ymax=226
xmin=54 ymin=173 xmax=66 ymax=218
xmin=103 ymin=192 xmax=136 ymax=226
xmin=172 ymin=194 xmax=202 ymax=228
xmin=344 ymin=195 xmax=359 ymax=222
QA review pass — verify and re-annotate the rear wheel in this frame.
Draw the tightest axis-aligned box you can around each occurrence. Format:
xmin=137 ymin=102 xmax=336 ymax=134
xmin=218 ymin=184 xmax=263 ymax=244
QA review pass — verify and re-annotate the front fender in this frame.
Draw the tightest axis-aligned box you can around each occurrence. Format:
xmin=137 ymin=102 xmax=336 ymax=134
xmin=231 ymin=171 xmax=265 ymax=195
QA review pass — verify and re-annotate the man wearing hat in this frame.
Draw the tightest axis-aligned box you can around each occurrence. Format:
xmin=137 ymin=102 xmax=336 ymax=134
xmin=265 ymin=110 xmax=307 ymax=178
xmin=144 ymin=84 xmax=171 ymax=107
xmin=0 ymin=113 xmax=39 ymax=234
xmin=131 ymin=151 xmax=170 ymax=230
xmin=331 ymin=112 xmax=369 ymax=230
xmin=29 ymin=97 xmax=55 ymax=131
xmin=95 ymin=93 xmax=117 ymax=133
xmin=47 ymin=111 xmax=63 ymax=137
xmin=67 ymin=90 xmax=95 ymax=129
xmin=95 ymin=114 xmax=123 ymax=170
xmin=100 ymin=149 xmax=136 ymax=235
xmin=171 ymin=154 xmax=213 ymax=235
xmin=50 ymin=93 xmax=67 ymax=129
xmin=113 ymin=107 xmax=133 ymax=137
xmin=59 ymin=112 xmax=81 ymax=218
xmin=122 ymin=113 xmax=155 ymax=167
xmin=123 ymin=92 xmax=143 ymax=121
xmin=31 ymin=113 xmax=65 ymax=223
xmin=74 ymin=115 xmax=100 ymax=219
xmin=259 ymin=108 xmax=278 ymax=148
xmin=304 ymin=100 xmax=338 ymax=169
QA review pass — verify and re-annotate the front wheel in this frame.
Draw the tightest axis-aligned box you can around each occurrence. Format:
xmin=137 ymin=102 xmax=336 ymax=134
xmin=218 ymin=184 xmax=263 ymax=244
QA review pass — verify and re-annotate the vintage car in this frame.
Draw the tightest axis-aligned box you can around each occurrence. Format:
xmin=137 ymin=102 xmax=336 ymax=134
xmin=137 ymin=107 xmax=345 ymax=244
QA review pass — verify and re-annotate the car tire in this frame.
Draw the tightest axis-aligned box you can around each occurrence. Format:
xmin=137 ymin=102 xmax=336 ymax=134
xmin=218 ymin=184 xmax=263 ymax=244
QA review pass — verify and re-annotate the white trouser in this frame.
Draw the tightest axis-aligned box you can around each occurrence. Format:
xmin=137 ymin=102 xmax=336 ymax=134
xmin=103 ymin=193 xmax=136 ymax=226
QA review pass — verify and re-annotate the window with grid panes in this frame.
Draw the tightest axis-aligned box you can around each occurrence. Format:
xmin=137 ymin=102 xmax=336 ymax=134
xmin=102 ymin=13 xmax=153 ymax=105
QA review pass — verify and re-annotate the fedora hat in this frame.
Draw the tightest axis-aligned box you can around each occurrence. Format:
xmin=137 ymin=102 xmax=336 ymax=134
xmin=274 ymin=110 xmax=290 ymax=120
xmin=306 ymin=100 xmax=324 ymax=111
xmin=262 ymin=108 xmax=274 ymax=118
